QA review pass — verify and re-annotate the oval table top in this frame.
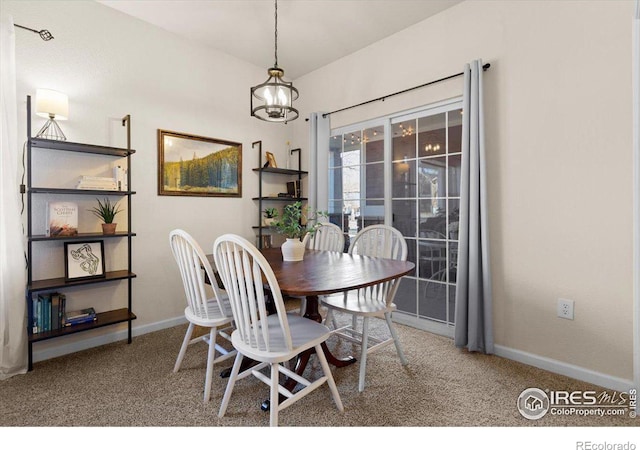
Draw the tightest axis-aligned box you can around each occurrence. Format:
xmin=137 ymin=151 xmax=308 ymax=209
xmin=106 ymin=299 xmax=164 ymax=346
xmin=259 ymin=248 xmax=415 ymax=297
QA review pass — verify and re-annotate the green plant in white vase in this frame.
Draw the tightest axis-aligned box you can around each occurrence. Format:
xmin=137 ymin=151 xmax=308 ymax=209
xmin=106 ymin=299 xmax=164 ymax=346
xmin=273 ymin=201 xmax=326 ymax=261
xmin=263 ymin=207 xmax=278 ymax=226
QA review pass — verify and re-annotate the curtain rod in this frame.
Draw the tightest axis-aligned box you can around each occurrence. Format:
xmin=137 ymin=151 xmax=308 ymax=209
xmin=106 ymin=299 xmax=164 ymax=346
xmin=14 ymin=24 xmax=54 ymax=41
xmin=313 ymin=62 xmax=490 ymax=119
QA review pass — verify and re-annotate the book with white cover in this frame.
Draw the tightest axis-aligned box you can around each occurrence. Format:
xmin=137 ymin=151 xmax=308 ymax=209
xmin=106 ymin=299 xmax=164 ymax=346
xmin=46 ymin=201 xmax=78 ymax=237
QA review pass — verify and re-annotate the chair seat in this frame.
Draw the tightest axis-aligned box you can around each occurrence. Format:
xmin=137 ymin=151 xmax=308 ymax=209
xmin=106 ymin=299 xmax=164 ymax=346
xmin=184 ymin=294 xmax=234 ymax=328
xmin=322 ymin=292 xmax=396 ymax=317
xmin=231 ymin=313 xmax=331 ymax=363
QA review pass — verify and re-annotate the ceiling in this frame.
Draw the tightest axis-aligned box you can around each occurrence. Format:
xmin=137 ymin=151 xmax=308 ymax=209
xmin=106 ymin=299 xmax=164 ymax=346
xmin=98 ymin=0 xmax=463 ymax=79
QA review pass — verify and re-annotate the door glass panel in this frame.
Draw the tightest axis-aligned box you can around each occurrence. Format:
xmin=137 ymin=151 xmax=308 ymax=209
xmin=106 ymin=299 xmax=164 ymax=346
xmin=418 ymin=157 xmax=446 ymax=197
xmin=395 ymin=278 xmax=417 ymax=315
xmin=418 ymin=113 xmax=446 ymax=157
xmin=448 ymin=154 xmax=462 ymax=197
xmin=419 ymin=199 xmax=446 ymax=238
xmin=364 ymin=126 xmax=384 ymax=163
xmin=448 ymin=109 xmax=463 ymax=154
xmin=392 ymin=160 xmax=416 ymax=198
xmin=392 ymin=119 xmax=416 ymax=161
xmin=392 ymin=200 xmax=416 ymax=237
xmin=419 ymin=279 xmax=446 ymax=322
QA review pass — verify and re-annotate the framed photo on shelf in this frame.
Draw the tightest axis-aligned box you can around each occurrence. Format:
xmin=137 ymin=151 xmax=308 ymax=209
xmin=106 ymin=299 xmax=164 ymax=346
xmin=64 ymin=241 xmax=106 ymax=282
xmin=158 ymin=129 xmax=242 ymax=197
xmin=265 ymin=151 xmax=277 ymax=168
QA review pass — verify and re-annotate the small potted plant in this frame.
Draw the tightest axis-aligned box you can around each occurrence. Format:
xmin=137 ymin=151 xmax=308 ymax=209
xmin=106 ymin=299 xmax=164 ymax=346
xmin=273 ymin=201 xmax=326 ymax=261
xmin=263 ymin=207 xmax=278 ymax=226
xmin=89 ymin=198 xmax=122 ymax=235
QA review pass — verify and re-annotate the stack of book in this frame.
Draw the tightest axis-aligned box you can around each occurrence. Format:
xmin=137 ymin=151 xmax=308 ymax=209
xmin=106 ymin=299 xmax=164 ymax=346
xmin=76 ymin=175 xmax=117 ymax=190
xmin=63 ymin=307 xmax=97 ymax=327
xmin=32 ymin=293 xmax=66 ymax=333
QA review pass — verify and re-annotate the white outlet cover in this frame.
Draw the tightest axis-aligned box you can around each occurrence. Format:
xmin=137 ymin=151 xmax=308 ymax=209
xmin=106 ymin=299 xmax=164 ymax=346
xmin=557 ymin=298 xmax=574 ymax=320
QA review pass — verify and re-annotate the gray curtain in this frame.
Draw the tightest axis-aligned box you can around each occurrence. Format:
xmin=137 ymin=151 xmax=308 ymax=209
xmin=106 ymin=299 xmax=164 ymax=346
xmin=307 ymin=112 xmax=330 ymax=212
xmin=454 ymin=59 xmax=494 ymax=354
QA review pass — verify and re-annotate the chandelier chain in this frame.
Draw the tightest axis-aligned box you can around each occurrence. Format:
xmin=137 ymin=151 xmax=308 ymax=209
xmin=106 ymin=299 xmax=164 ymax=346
xmin=274 ymin=0 xmax=278 ymax=67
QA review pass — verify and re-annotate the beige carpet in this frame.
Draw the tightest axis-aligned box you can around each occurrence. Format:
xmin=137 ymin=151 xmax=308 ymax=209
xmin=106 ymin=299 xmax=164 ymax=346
xmin=1 ymin=313 xmax=637 ymax=429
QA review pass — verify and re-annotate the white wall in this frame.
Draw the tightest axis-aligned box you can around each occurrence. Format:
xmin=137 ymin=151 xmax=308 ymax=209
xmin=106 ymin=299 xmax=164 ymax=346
xmin=2 ymin=0 xmax=292 ymax=356
xmin=292 ymin=0 xmax=636 ymax=382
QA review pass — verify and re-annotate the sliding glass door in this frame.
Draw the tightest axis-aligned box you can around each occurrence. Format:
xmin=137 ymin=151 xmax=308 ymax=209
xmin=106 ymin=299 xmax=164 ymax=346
xmin=328 ymin=100 xmax=462 ymax=336
xmin=391 ymin=105 xmax=462 ymax=334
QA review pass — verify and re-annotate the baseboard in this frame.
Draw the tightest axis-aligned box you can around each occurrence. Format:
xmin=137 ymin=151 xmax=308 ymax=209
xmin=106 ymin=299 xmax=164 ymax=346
xmin=494 ymin=344 xmax=635 ymax=393
xmin=32 ymin=316 xmax=188 ymax=364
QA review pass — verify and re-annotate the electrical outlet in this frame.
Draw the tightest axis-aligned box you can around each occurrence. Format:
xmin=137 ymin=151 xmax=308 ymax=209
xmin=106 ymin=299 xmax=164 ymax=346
xmin=557 ymin=298 xmax=574 ymax=320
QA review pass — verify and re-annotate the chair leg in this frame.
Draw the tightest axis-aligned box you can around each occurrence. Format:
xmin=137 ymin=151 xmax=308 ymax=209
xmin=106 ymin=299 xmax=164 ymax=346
xmin=358 ymin=316 xmax=370 ymax=392
xmin=385 ymin=312 xmax=407 ymax=365
xmin=219 ymin=352 xmax=243 ymax=418
xmin=203 ymin=326 xmax=217 ymax=403
xmin=324 ymin=308 xmax=333 ymax=328
xmin=173 ymin=322 xmax=194 ymax=373
xmin=315 ymin=344 xmax=344 ymax=412
xmin=299 ymin=298 xmax=307 ymax=316
xmin=269 ymin=363 xmax=279 ymax=427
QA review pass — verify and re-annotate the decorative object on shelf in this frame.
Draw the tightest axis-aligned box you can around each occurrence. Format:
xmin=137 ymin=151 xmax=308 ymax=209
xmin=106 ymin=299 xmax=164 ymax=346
xmin=286 ymin=180 xmax=300 ymax=197
xmin=273 ymin=201 xmax=327 ymax=261
xmin=64 ymin=241 xmax=106 ymax=282
xmin=265 ymin=151 xmax=277 ymax=168
xmin=35 ymin=88 xmax=68 ymax=140
xmin=250 ymin=0 xmax=299 ymax=123
xmin=158 ymin=129 xmax=242 ymax=197
xmin=46 ymin=201 xmax=78 ymax=237
xmin=263 ymin=207 xmax=278 ymax=226
xmin=89 ymin=197 xmax=122 ymax=235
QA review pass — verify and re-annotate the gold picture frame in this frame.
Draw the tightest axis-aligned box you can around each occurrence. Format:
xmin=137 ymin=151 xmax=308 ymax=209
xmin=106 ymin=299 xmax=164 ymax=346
xmin=158 ymin=129 xmax=242 ymax=197
xmin=265 ymin=151 xmax=277 ymax=168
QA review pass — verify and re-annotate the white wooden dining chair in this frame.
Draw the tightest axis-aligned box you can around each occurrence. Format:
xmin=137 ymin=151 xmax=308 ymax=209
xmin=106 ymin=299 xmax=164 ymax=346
xmin=169 ymin=229 xmax=236 ymax=403
xmin=213 ymin=234 xmax=343 ymax=427
xmin=321 ymin=224 xmax=408 ymax=392
xmin=297 ymin=222 xmax=346 ymax=315
xmin=302 ymin=221 xmax=345 ymax=252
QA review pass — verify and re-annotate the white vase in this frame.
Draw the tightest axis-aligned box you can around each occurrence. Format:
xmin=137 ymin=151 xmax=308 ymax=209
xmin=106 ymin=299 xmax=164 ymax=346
xmin=281 ymin=238 xmax=305 ymax=261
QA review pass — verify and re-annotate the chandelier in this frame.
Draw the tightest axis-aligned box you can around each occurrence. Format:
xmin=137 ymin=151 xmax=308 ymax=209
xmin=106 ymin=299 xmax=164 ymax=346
xmin=250 ymin=0 xmax=299 ymax=123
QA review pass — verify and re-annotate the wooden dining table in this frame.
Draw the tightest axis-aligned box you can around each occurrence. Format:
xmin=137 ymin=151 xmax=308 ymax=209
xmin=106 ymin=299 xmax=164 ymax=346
xmin=207 ymin=247 xmax=414 ymax=405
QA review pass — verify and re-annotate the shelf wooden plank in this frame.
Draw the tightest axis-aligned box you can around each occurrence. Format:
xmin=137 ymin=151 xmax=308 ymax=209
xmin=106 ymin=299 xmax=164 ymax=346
xmin=29 ymin=308 xmax=136 ymax=343
xmin=29 ymin=232 xmax=136 ymax=242
xmin=31 ymin=137 xmax=135 ymax=156
xmin=29 ymin=187 xmax=135 ymax=196
xmin=29 ymin=270 xmax=137 ymax=293
xmin=252 ymin=167 xmax=308 ymax=175
xmin=252 ymin=197 xmax=308 ymax=202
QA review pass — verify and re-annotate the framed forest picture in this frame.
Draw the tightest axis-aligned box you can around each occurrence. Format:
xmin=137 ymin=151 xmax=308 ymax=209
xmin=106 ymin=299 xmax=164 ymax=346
xmin=158 ymin=130 xmax=242 ymax=197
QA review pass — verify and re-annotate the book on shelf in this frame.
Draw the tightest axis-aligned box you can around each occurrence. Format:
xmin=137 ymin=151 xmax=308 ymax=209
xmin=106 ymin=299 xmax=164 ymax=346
xmin=46 ymin=201 xmax=78 ymax=237
xmin=76 ymin=175 xmax=117 ymax=190
xmin=32 ymin=292 xmax=67 ymax=333
xmin=63 ymin=307 xmax=97 ymax=326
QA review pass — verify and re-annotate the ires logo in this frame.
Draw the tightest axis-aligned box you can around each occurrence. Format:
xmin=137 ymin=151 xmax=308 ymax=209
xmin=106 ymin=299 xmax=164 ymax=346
xmin=548 ymin=390 xmax=628 ymax=406
xmin=518 ymin=388 xmax=634 ymax=420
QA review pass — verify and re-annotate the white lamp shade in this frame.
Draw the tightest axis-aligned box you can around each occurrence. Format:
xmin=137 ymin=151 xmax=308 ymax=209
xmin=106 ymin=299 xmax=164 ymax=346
xmin=35 ymin=89 xmax=68 ymax=120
